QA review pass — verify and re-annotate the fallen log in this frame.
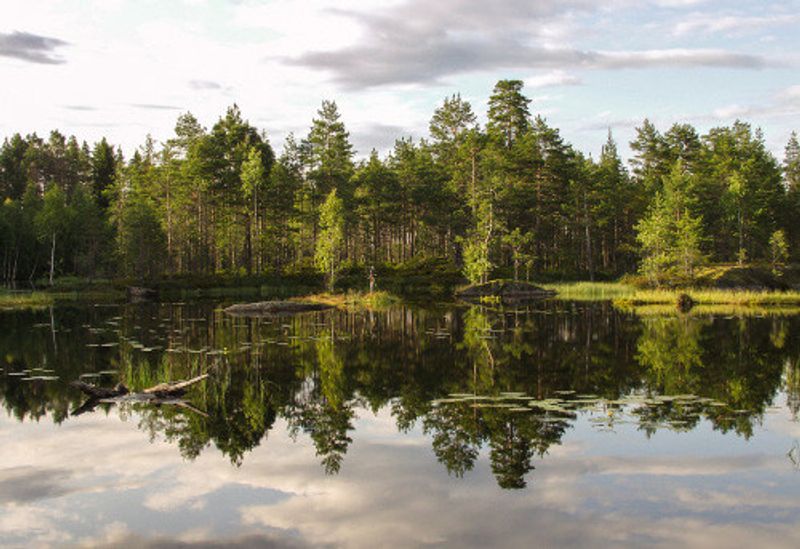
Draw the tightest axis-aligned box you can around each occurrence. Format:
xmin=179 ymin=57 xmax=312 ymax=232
xmin=71 ymin=374 xmax=207 ymax=400
xmin=142 ymin=374 xmax=209 ymax=398
xmin=70 ymin=375 xmax=210 ymax=417
xmin=69 ymin=381 xmax=129 ymax=399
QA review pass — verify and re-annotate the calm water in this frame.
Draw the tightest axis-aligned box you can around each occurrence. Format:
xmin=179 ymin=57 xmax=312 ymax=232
xmin=1 ymin=300 xmax=799 ymax=548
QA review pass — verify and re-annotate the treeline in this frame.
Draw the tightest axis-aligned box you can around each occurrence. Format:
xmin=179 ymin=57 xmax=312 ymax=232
xmin=1 ymin=79 xmax=799 ymax=285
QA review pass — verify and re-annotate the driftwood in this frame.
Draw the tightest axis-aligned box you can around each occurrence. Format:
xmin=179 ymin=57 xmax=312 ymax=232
xmin=142 ymin=374 xmax=210 ymax=398
xmin=224 ymin=300 xmax=332 ymax=317
xmin=70 ymin=374 xmax=209 ymax=416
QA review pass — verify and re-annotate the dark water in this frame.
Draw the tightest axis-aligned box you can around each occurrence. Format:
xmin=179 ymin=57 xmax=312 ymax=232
xmin=1 ymin=300 xmax=799 ymax=548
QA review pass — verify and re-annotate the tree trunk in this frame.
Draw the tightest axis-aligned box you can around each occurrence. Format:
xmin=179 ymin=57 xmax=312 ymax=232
xmin=49 ymin=231 xmax=56 ymax=286
xmin=583 ymin=193 xmax=594 ymax=281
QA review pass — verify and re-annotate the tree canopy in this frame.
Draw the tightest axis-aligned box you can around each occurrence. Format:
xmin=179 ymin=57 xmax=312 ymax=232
xmin=0 ymin=84 xmax=797 ymax=287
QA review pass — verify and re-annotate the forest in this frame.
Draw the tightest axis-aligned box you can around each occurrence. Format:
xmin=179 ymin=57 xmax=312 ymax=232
xmin=1 ymin=79 xmax=799 ymax=288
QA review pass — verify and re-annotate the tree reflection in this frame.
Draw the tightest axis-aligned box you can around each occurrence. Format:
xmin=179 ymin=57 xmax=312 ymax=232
xmin=285 ymin=329 xmax=355 ymax=474
xmin=1 ymin=301 xmax=799 ymax=488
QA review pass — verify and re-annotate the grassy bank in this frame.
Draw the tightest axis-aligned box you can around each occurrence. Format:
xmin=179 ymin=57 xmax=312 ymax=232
xmin=614 ymin=302 xmax=800 ymax=317
xmin=541 ymin=280 xmax=800 ymax=304
xmin=616 ymin=288 xmax=800 ymax=306
xmin=542 ymin=282 xmax=636 ymax=301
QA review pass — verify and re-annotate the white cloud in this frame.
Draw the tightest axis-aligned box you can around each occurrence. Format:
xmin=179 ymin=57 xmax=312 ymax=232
xmin=673 ymin=13 xmax=800 ymax=36
xmin=0 ymin=0 xmax=797 ymax=161
xmin=526 ymin=70 xmax=583 ymax=89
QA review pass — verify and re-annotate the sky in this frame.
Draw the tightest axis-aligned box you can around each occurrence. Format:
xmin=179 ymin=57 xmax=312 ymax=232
xmin=1 ymin=0 xmax=799 ymax=161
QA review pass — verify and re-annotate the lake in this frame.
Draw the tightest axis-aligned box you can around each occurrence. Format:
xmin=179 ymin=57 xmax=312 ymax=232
xmin=1 ymin=300 xmax=799 ymax=548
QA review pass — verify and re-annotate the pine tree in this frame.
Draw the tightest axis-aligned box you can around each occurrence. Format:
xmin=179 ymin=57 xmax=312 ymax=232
xmin=786 ymin=132 xmax=800 ymax=191
xmin=430 ymin=93 xmax=477 ymax=167
xmin=304 ymin=100 xmax=354 ymax=205
xmin=630 ymin=119 xmax=667 ymax=194
xmin=784 ymin=132 xmax=800 ymax=259
xmin=487 ymin=80 xmax=531 ymax=148
xmin=90 ymin=138 xmax=116 ymax=209
xmin=241 ymin=147 xmax=265 ymax=271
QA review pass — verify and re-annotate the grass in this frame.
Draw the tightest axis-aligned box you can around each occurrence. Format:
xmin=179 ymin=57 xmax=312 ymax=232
xmin=614 ymin=302 xmax=800 ymax=317
xmin=0 ymin=291 xmax=55 ymax=310
xmin=541 ymin=282 xmax=636 ymax=301
xmin=539 ymin=281 xmax=800 ymax=316
xmin=300 ymin=290 xmax=402 ymax=310
xmin=1 ymin=286 xmax=122 ymax=310
xmin=541 ymin=281 xmax=800 ymax=304
xmin=616 ymin=288 xmax=800 ymax=306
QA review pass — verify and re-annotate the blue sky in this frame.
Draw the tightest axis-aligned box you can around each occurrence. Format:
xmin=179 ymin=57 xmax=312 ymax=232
xmin=1 ymin=0 xmax=798 ymax=161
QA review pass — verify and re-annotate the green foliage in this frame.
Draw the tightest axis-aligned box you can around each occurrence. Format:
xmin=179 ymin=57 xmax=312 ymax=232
xmin=636 ymin=162 xmax=707 ymax=285
xmin=117 ymin=194 xmax=167 ymax=281
xmin=304 ymin=100 xmax=354 ymax=205
xmin=502 ymin=228 xmax=535 ymax=281
xmin=315 ymin=189 xmax=345 ymax=291
xmin=0 ymin=84 xmax=798 ymax=287
xmin=487 ymin=80 xmax=531 ymax=147
xmin=462 ymin=235 xmax=492 ymax=285
xmin=769 ymin=229 xmax=789 ymax=273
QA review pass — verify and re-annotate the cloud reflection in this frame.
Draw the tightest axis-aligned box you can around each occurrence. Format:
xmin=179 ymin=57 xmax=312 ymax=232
xmin=2 ymin=404 xmax=799 ymax=548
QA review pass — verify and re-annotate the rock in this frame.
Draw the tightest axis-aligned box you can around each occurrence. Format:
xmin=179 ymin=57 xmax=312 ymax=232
xmin=456 ymin=280 xmax=556 ymax=303
xmin=224 ymin=301 xmax=333 ymax=317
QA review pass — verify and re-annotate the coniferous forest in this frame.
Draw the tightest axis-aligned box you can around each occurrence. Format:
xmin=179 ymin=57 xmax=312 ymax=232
xmin=2 ymin=79 xmax=799 ymax=287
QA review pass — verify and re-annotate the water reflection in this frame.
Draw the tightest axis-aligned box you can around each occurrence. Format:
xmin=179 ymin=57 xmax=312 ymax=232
xmin=1 ymin=301 xmax=799 ymax=490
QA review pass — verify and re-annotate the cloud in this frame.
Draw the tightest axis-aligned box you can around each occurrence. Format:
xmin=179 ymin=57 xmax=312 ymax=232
xmin=89 ymin=531 xmax=322 ymax=549
xmin=351 ymin=123 xmax=417 ymax=154
xmin=0 ymin=467 xmax=75 ymax=503
xmin=654 ymin=0 xmax=709 ymax=6
xmin=526 ymin=70 xmax=582 ymax=89
xmin=0 ymin=30 xmax=68 ymax=64
xmin=63 ymin=105 xmax=97 ymax=111
xmin=710 ymin=83 xmax=800 ymax=121
xmin=188 ymin=79 xmax=224 ymax=90
xmin=283 ymin=0 xmax=772 ymax=89
xmin=592 ymin=48 xmax=767 ymax=69
xmin=289 ymin=43 xmax=768 ymax=89
xmin=779 ymin=85 xmax=800 ymax=100
xmin=673 ymin=13 xmax=800 ymax=36
xmin=130 ymin=103 xmax=183 ymax=111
